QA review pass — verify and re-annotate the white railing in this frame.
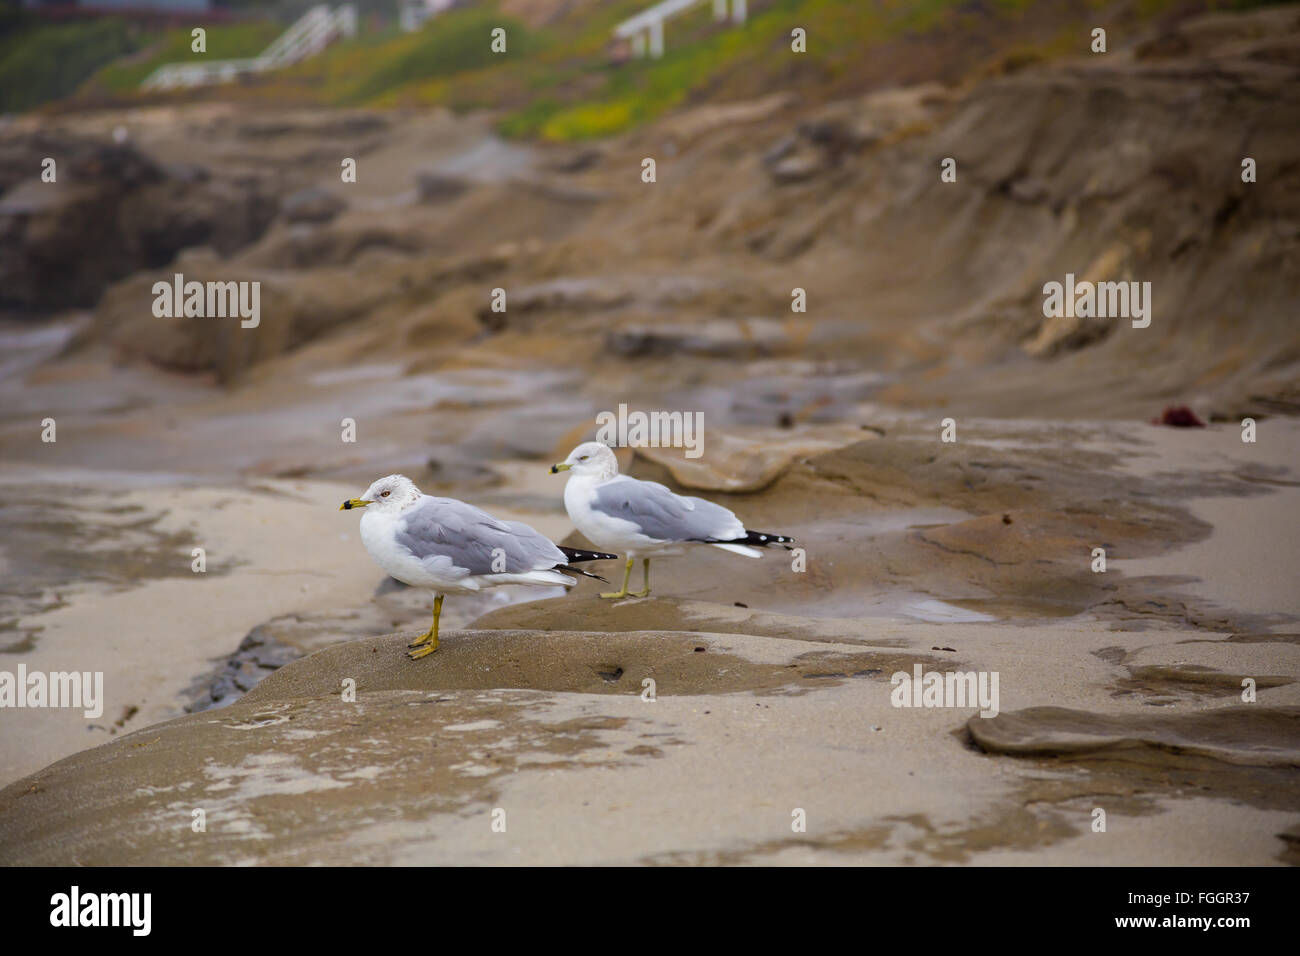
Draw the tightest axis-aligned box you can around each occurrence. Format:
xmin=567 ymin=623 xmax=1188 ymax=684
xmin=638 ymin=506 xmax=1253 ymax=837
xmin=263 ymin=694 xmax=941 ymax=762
xmin=399 ymin=0 xmax=457 ymax=34
xmin=142 ymin=5 xmax=357 ymax=90
xmin=614 ymin=0 xmax=746 ymax=59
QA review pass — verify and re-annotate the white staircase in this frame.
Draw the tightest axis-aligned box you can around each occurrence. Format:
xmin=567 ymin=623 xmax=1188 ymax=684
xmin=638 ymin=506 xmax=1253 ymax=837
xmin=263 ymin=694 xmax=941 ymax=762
xmin=142 ymin=5 xmax=358 ymax=90
xmin=614 ymin=0 xmax=746 ymax=59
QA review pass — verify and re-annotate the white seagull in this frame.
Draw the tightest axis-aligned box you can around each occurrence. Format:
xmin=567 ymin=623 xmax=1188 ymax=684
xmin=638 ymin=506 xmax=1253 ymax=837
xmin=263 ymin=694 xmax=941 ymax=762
xmin=549 ymin=442 xmax=794 ymax=599
xmin=340 ymin=475 xmax=615 ymax=659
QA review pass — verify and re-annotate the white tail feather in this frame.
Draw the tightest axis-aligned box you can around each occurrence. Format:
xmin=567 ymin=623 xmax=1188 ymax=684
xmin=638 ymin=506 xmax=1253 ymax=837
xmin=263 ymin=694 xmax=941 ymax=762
xmin=710 ymin=543 xmax=763 ymax=558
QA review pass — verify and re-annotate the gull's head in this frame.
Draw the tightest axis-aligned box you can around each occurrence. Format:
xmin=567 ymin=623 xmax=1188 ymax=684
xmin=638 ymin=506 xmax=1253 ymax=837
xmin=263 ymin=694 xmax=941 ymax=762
xmin=339 ymin=474 xmax=421 ymax=513
xmin=551 ymin=442 xmax=618 ymax=480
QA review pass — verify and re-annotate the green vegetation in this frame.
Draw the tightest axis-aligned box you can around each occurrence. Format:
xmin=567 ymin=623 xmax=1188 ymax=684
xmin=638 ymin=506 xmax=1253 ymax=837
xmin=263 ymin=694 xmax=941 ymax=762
xmin=275 ymin=0 xmax=982 ymax=139
xmin=4 ymin=0 xmax=1281 ymax=136
xmin=0 ymin=10 xmax=279 ymax=112
xmin=0 ymin=15 xmax=144 ymax=113
xmin=485 ymin=0 xmax=982 ymax=140
xmin=396 ymin=0 xmax=1091 ymax=140
xmin=345 ymin=7 xmax=540 ymax=102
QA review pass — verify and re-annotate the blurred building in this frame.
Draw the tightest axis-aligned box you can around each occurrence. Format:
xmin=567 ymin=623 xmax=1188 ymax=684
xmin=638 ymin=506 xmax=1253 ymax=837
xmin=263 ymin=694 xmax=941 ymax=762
xmin=398 ymin=0 xmax=456 ymax=33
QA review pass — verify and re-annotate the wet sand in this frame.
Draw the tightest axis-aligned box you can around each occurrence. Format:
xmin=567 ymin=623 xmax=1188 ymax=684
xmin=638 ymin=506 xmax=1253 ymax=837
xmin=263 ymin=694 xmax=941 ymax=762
xmin=0 ymin=618 xmax=1294 ymax=865
xmin=1 ymin=419 xmax=1296 ymax=864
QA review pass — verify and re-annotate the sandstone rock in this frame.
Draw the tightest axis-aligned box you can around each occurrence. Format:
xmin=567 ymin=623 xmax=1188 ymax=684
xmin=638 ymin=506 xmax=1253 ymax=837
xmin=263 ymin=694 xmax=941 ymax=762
xmin=0 ymin=132 xmax=275 ymax=310
xmin=767 ymin=152 xmax=824 ymax=184
xmin=416 ymin=170 xmax=472 ymax=202
xmin=630 ymin=424 xmax=869 ymax=493
xmin=281 ymin=186 xmax=347 ymax=224
xmin=605 ymin=317 xmax=790 ymax=359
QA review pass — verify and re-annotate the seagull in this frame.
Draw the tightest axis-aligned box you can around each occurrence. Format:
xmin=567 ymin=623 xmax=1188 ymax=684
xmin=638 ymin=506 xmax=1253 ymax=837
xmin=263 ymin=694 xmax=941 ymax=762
xmin=340 ymin=474 xmax=616 ymax=659
xmin=549 ymin=442 xmax=794 ymax=599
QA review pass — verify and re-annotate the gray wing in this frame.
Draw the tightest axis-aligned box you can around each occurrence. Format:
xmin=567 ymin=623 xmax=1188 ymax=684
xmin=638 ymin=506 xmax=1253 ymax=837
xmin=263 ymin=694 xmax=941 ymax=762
xmin=395 ymin=496 xmax=566 ymax=575
xmin=592 ymin=477 xmax=745 ymax=543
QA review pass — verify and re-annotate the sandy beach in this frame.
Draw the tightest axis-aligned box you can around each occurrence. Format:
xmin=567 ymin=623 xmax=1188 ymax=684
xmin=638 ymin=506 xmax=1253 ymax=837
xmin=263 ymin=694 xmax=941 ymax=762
xmin=1 ymin=416 xmax=1296 ymax=864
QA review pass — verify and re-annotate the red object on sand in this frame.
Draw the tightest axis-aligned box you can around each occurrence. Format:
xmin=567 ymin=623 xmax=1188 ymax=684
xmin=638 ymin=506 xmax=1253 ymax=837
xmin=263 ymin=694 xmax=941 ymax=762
xmin=1152 ymin=406 xmax=1207 ymax=427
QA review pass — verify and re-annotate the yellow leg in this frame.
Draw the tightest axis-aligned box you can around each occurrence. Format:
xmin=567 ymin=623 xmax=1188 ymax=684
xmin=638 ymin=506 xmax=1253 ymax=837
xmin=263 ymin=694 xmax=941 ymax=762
xmin=629 ymin=558 xmax=651 ymax=597
xmin=600 ymin=558 xmax=634 ymax=599
xmin=407 ymin=594 xmax=442 ymax=660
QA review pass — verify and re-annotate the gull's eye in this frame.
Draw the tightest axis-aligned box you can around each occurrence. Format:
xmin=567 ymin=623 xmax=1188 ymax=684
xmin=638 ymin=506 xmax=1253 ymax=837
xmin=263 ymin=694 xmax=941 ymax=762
xmin=380 ymin=490 xmax=390 ymax=497
xmin=579 ymin=455 xmax=589 ymax=461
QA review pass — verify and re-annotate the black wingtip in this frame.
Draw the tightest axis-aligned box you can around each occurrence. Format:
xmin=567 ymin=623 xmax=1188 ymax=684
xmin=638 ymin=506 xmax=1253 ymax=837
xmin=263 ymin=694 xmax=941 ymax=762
xmin=557 ymin=564 xmax=609 ymax=583
xmin=711 ymin=531 xmax=796 ymax=549
xmin=558 ymin=546 xmax=620 ymax=563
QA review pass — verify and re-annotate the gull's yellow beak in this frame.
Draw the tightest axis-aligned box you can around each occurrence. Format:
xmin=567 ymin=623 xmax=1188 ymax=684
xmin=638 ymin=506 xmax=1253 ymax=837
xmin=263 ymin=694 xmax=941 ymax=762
xmin=550 ymin=462 xmax=571 ymax=474
xmin=339 ymin=498 xmax=372 ymax=511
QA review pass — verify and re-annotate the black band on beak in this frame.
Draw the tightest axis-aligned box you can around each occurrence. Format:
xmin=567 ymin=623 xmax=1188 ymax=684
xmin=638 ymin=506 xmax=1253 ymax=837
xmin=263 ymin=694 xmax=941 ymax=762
xmin=342 ymin=499 xmax=353 ymax=510
xmin=549 ymin=465 xmax=559 ymax=474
